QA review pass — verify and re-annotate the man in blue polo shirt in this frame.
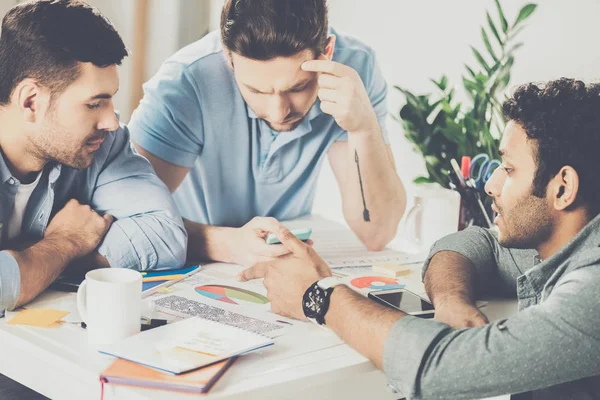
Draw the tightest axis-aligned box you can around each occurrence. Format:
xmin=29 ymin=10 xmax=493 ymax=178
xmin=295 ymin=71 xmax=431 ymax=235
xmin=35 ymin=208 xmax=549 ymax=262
xmin=130 ymin=0 xmax=406 ymax=267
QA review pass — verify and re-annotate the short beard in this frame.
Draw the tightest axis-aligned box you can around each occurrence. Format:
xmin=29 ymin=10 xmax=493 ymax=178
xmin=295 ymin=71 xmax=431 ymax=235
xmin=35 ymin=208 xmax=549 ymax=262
xmin=497 ymin=193 xmax=553 ymax=249
xmin=29 ymin=109 xmax=93 ymax=170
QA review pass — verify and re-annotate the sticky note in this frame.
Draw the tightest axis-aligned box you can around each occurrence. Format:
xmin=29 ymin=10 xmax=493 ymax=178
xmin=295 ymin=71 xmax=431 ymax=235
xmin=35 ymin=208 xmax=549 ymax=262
xmin=7 ymin=308 xmax=69 ymax=327
xmin=372 ymin=264 xmax=412 ymax=278
xmin=157 ymin=287 xmax=175 ymax=293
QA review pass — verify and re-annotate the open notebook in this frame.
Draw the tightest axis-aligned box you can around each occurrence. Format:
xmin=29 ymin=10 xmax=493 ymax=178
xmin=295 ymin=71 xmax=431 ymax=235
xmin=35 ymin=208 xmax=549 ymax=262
xmin=101 ymin=356 xmax=237 ymax=395
xmin=98 ymin=317 xmax=273 ymax=374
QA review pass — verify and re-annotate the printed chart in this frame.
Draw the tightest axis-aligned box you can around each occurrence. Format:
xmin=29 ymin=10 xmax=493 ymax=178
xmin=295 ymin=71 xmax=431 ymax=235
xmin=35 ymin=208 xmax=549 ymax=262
xmin=350 ymin=276 xmax=405 ymax=291
xmin=195 ymin=285 xmax=269 ymax=306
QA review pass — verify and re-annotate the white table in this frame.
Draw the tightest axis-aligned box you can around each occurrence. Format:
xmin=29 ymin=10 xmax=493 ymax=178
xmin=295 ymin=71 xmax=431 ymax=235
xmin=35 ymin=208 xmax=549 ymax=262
xmin=0 ymin=217 xmax=517 ymax=400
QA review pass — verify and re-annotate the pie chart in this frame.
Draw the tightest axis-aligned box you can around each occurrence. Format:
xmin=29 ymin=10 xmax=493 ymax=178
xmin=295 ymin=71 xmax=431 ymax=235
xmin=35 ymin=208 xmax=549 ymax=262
xmin=195 ymin=285 xmax=269 ymax=305
xmin=350 ymin=276 xmax=405 ymax=291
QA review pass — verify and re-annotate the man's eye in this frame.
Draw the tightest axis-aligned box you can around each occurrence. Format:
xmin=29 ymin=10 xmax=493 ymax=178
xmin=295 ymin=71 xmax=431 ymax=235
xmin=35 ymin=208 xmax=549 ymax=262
xmin=501 ymin=166 xmax=513 ymax=174
xmin=290 ymin=86 xmax=307 ymax=93
xmin=86 ymin=103 xmax=101 ymax=110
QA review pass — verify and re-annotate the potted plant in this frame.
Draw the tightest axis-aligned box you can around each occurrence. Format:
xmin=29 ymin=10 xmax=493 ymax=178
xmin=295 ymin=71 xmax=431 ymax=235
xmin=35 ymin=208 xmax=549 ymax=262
xmin=395 ymin=0 xmax=537 ymax=187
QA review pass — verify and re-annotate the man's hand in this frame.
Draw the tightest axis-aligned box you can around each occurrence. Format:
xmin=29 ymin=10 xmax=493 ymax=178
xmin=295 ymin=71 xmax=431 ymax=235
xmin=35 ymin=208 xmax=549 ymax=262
xmin=433 ymin=298 xmax=489 ymax=328
xmin=238 ymin=227 xmax=332 ymax=319
xmin=44 ymin=199 xmax=113 ymax=258
xmin=223 ymin=217 xmax=294 ymax=267
xmin=302 ymin=59 xmax=378 ymax=134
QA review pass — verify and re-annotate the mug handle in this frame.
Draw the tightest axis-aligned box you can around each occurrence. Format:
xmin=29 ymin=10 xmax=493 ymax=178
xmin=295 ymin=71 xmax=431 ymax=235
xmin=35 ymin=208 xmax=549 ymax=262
xmin=404 ymin=201 xmax=423 ymax=246
xmin=76 ymin=279 xmax=88 ymax=324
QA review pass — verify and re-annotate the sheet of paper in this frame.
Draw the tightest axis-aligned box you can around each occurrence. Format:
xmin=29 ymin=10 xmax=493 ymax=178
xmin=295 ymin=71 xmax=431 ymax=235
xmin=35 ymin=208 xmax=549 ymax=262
xmin=310 ymin=229 xmax=425 ymax=268
xmin=7 ymin=308 xmax=69 ymax=327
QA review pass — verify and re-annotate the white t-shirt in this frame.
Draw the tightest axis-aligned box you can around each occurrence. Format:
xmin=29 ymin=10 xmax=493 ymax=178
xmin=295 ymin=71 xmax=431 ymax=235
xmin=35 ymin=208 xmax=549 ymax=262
xmin=7 ymin=173 xmax=42 ymax=240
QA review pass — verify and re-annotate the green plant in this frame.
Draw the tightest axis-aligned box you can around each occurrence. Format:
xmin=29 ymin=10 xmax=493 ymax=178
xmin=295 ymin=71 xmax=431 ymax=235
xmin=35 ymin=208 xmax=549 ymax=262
xmin=395 ymin=0 xmax=537 ymax=186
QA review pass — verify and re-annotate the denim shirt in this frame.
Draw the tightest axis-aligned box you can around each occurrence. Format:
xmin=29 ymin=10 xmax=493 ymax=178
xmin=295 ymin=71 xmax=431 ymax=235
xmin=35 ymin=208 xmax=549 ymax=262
xmin=382 ymin=215 xmax=600 ymax=400
xmin=0 ymin=124 xmax=187 ymax=313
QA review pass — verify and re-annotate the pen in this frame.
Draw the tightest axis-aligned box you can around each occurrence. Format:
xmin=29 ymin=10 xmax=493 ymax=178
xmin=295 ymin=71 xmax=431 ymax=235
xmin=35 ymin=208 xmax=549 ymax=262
xmin=450 ymin=159 xmax=466 ymax=187
xmin=142 ymin=275 xmax=185 ymax=283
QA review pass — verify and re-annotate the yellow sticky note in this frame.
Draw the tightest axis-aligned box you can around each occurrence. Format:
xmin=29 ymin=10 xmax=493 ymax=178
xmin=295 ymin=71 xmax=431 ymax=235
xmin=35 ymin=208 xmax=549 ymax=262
xmin=7 ymin=308 xmax=69 ymax=327
xmin=156 ymin=286 xmax=175 ymax=293
xmin=372 ymin=264 xmax=412 ymax=278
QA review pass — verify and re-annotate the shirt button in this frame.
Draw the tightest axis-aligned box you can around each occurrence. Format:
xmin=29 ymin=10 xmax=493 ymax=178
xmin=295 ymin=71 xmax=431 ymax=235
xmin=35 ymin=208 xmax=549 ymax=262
xmin=8 ymin=178 xmax=15 ymax=185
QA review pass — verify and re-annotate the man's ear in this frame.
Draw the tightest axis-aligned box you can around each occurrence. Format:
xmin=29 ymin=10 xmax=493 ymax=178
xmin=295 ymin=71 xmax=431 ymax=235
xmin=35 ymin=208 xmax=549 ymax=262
xmin=322 ymin=34 xmax=336 ymax=61
xmin=552 ymin=166 xmax=579 ymax=211
xmin=14 ymin=79 xmax=41 ymax=123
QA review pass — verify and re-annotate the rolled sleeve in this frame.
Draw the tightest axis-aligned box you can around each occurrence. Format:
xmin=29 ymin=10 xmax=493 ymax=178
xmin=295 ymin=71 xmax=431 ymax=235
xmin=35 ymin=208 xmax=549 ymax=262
xmin=0 ymin=250 xmax=21 ymax=313
xmin=421 ymin=227 xmax=535 ymax=297
xmin=128 ymin=61 xmax=204 ymax=168
xmin=98 ymin=218 xmax=156 ymax=270
xmin=93 ymin=125 xmax=187 ymax=271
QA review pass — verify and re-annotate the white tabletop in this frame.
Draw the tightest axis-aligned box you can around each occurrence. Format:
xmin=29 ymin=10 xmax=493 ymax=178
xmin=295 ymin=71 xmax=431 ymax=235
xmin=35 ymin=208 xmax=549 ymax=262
xmin=0 ymin=217 xmax=517 ymax=400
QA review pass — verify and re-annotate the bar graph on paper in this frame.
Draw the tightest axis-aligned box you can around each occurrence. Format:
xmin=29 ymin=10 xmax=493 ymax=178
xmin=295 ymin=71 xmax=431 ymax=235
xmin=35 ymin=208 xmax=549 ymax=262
xmin=311 ymin=230 xmax=426 ymax=268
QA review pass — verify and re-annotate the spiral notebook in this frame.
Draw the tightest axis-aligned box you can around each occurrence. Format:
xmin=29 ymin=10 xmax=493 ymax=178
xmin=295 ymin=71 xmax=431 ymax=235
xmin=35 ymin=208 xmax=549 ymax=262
xmin=98 ymin=317 xmax=273 ymax=375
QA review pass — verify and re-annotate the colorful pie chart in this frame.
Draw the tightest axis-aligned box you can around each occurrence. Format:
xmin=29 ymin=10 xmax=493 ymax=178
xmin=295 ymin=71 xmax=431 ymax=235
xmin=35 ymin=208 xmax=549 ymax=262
xmin=195 ymin=285 xmax=269 ymax=305
xmin=350 ymin=276 xmax=405 ymax=291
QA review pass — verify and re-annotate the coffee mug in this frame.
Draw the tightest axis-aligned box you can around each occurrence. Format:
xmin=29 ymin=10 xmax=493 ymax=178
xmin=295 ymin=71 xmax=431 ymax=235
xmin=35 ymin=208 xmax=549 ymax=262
xmin=77 ymin=268 xmax=142 ymax=347
xmin=405 ymin=185 xmax=461 ymax=251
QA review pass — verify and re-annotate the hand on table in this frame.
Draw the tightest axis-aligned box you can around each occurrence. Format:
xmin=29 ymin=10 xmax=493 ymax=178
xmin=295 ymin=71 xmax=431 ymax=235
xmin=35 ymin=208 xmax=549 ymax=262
xmin=238 ymin=227 xmax=332 ymax=319
xmin=433 ymin=298 xmax=489 ymax=328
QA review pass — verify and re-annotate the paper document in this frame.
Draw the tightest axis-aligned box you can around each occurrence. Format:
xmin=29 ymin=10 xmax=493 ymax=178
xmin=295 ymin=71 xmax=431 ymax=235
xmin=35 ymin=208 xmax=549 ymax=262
xmin=311 ymin=229 xmax=425 ymax=267
xmin=146 ymin=263 xmax=289 ymax=337
xmin=99 ymin=317 xmax=272 ymax=375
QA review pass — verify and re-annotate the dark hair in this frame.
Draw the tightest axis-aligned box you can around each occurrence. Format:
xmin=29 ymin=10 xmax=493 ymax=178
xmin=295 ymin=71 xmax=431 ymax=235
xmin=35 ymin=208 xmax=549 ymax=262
xmin=0 ymin=0 xmax=128 ymax=106
xmin=502 ymin=78 xmax=600 ymax=214
xmin=220 ymin=0 xmax=329 ymax=60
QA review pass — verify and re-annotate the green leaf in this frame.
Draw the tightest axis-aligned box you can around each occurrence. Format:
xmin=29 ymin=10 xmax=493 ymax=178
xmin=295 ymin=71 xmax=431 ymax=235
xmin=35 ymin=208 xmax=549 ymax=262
xmin=494 ymin=0 xmax=509 ymax=33
xmin=471 ymin=46 xmax=491 ymax=72
xmin=506 ymin=42 xmax=524 ymax=54
xmin=481 ymin=28 xmax=498 ymax=62
xmin=508 ymin=25 xmax=527 ymax=40
xmin=465 ymin=64 xmax=477 ymax=78
xmin=430 ymin=75 xmax=448 ymax=91
xmin=486 ymin=12 xmax=503 ymax=46
xmin=513 ymin=4 xmax=537 ymax=27
xmin=413 ymin=176 xmax=432 ymax=184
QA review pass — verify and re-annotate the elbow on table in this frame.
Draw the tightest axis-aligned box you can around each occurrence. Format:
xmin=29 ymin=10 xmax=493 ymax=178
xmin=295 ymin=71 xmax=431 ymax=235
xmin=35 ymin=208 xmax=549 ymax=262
xmin=356 ymin=224 xmax=398 ymax=251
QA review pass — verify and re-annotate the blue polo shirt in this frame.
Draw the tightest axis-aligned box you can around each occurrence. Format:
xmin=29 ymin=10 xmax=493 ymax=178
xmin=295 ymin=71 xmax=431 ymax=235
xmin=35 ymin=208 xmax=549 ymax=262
xmin=129 ymin=28 xmax=389 ymax=227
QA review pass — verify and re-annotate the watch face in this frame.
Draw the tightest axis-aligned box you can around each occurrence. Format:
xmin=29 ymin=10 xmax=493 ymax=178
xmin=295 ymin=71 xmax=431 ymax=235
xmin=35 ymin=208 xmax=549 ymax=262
xmin=303 ymin=283 xmax=326 ymax=319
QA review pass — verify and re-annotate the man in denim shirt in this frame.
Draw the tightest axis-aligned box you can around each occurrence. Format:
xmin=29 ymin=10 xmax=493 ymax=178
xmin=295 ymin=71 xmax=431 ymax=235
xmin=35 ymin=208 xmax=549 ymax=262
xmin=240 ymin=78 xmax=600 ymax=399
xmin=0 ymin=0 xmax=187 ymax=315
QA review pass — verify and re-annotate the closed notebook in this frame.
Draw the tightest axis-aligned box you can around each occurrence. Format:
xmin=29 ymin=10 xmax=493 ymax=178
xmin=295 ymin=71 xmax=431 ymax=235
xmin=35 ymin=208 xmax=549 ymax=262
xmin=99 ymin=317 xmax=273 ymax=374
xmin=100 ymin=356 xmax=237 ymax=394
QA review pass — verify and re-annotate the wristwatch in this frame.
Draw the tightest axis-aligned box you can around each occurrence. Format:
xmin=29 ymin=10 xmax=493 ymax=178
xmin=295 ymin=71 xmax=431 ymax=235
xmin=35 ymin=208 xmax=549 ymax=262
xmin=302 ymin=277 xmax=343 ymax=325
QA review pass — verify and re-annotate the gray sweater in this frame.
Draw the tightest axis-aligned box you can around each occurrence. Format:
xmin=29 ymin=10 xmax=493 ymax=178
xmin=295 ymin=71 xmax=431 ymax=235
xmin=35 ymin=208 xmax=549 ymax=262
xmin=382 ymin=214 xmax=600 ymax=399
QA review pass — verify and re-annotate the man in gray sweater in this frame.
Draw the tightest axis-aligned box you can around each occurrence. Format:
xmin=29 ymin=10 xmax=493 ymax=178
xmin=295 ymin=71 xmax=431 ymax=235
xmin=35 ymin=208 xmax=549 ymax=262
xmin=240 ymin=78 xmax=600 ymax=399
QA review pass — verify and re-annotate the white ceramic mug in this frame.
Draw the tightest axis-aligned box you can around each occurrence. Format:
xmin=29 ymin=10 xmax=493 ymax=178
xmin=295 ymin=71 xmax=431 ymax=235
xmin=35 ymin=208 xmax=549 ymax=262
xmin=405 ymin=185 xmax=461 ymax=251
xmin=77 ymin=268 xmax=142 ymax=347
